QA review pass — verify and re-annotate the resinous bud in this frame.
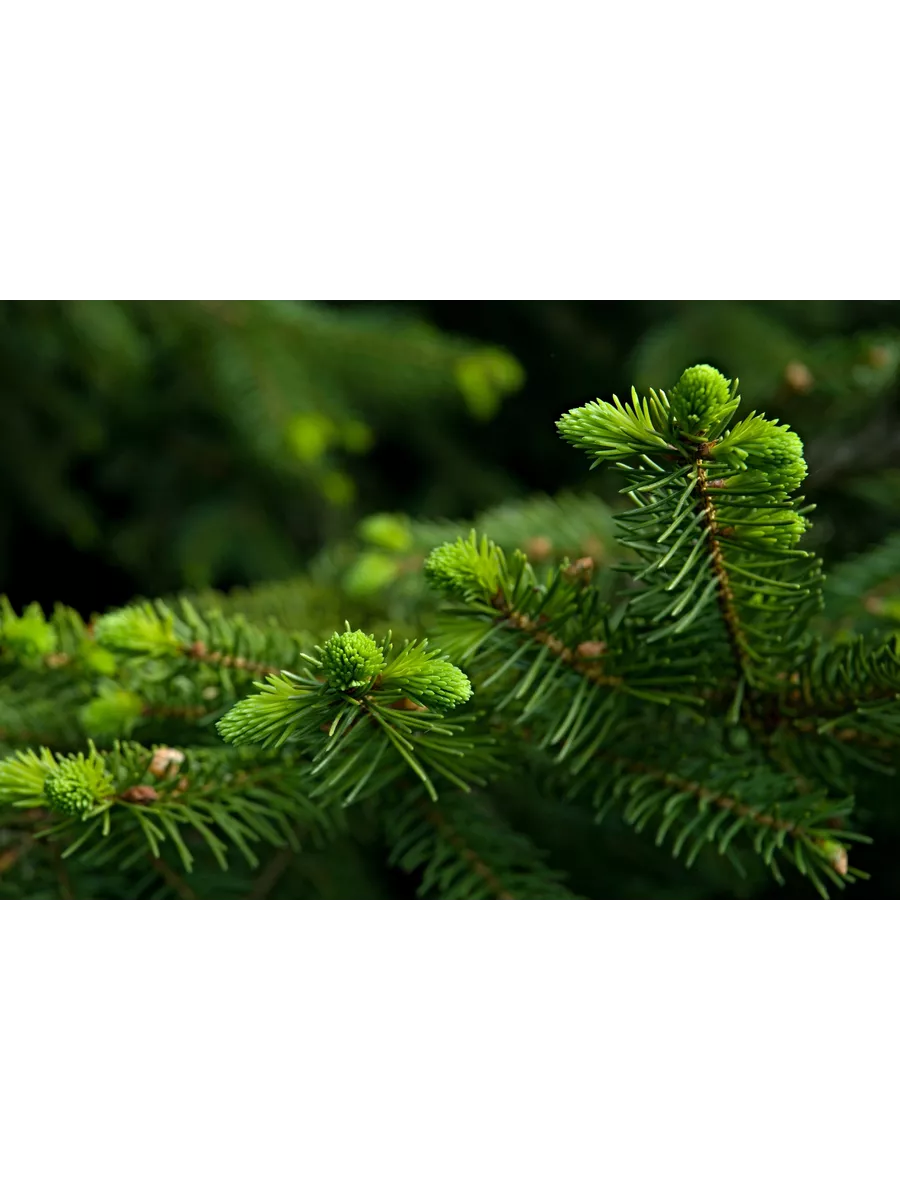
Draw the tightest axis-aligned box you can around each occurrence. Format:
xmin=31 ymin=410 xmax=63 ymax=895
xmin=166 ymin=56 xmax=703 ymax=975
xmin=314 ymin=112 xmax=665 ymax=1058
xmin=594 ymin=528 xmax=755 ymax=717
xmin=669 ymin=364 xmax=738 ymax=437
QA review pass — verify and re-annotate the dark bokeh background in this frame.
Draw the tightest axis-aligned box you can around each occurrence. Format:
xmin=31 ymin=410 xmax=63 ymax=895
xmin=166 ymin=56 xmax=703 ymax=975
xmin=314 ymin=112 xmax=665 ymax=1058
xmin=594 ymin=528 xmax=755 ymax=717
xmin=2 ymin=300 xmax=899 ymax=898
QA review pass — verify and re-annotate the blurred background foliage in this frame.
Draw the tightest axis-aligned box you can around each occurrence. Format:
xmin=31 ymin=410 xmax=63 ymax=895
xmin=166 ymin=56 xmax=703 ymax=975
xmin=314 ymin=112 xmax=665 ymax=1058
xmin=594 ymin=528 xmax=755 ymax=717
xmin=0 ymin=300 xmax=523 ymax=607
xmin=2 ymin=300 xmax=900 ymax=900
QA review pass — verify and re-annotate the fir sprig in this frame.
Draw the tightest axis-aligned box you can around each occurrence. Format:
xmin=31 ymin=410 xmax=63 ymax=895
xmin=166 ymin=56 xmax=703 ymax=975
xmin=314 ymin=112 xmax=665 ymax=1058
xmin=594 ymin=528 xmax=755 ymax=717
xmin=217 ymin=625 xmax=485 ymax=803
xmin=559 ymin=364 xmax=822 ymax=693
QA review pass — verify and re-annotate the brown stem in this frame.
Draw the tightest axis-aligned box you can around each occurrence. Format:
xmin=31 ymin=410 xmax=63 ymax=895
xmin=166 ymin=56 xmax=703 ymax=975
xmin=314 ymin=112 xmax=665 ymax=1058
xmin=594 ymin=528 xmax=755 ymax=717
xmin=603 ymin=754 xmax=847 ymax=874
xmin=151 ymin=857 xmax=197 ymax=899
xmin=250 ymin=847 xmax=296 ymax=899
xmin=422 ymin=802 xmax=514 ymax=899
xmin=184 ymin=641 xmax=282 ymax=676
xmin=490 ymin=597 xmax=623 ymax=689
xmin=0 ymin=844 xmax=24 ymax=876
xmin=694 ymin=457 xmax=753 ymax=680
xmin=787 ymin=720 xmax=895 ymax=749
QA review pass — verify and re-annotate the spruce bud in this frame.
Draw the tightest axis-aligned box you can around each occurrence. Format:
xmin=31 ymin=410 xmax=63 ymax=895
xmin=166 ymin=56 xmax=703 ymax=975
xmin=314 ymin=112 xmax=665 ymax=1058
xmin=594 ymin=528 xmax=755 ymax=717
xmin=819 ymin=839 xmax=849 ymax=876
xmin=406 ymin=659 xmax=473 ymax=712
xmin=742 ymin=424 xmax=807 ymax=489
xmin=43 ymin=753 xmax=114 ymax=816
xmin=424 ymin=532 xmax=502 ymax=602
xmin=669 ymin=364 xmax=739 ymax=437
xmin=320 ymin=630 xmax=386 ymax=691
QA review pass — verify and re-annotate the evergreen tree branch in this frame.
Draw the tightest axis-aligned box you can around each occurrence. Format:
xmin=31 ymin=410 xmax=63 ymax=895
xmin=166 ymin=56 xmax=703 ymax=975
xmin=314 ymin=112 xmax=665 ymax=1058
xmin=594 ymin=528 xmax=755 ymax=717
xmin=603 ymin=753 xmax=847 ymax=863
xmin=383 ymin=788 xmax=575 ymax=900
xmin=558 ymin=367 xmax=824 ymax=703
xmin=585 ymin=751 xmax=862 ymax=898
xmin=693 ymin=454 xmax=754 ymax=679
xmin=0 ymin=741 xmax=340 ymax=877
xmin=420 ymin=801 xmax=515 ymax=899
xmin=490 ymin=594 xmax=623 ymax=689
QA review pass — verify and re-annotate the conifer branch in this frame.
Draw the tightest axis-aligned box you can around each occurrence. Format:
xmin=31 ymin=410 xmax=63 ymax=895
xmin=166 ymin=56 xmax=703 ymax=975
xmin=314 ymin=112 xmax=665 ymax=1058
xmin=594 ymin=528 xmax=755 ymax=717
xmin=3 ymin=355 xmax=894 ymax=900
xmin=559 ymin=366 xmax=821 ymax=695
xmin=420 ymin=800 xmax=515 ymax=899
xmin=383 ymin=788 xmax=574 ymax=899
xmin=183 ymin=640 xmax=282 ymax=677
xmin=693 ymin=454 xmax=753 ymax=681
xmin=601 ymin=754 xmax=850 ymax=875
xmin=491 ymin=594 xmax=623 ymax=689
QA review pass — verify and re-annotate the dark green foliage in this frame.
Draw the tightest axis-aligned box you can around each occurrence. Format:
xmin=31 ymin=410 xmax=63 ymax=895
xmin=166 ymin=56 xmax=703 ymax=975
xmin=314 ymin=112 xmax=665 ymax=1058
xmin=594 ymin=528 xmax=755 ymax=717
xmin=383 ymin=787 xmax=575 ymax=900
xmin=2 ymin=302 xmax=900 ymax=900
xmin=0 ymin=301 xmax=525 ymax=602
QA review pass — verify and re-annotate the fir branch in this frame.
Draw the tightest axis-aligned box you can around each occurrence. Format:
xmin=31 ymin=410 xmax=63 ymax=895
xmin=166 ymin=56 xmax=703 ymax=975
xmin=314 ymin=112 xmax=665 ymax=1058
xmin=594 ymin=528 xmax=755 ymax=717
xmin=693 ymin=453 xmax=753 ymax=679
xmin=217 ymin=628 xmax=488 ymax=804
xmin=587 ymin=751 xmax=860 ymax=897
xmin=421 ymin=800 xmax=515 ymax=899
xmin=383 ymin=788 xmax=574 ymax=900
xmin=560 ymin=365 xmax=823 ymax=704
xmin=427 ymin=532 xmax=703 ymax=721
xmin=183 ymin=640 xmax=282 ymax=677
xmin=789 ymin=635 xmax=900 ymax=714
xmin=491 ymin=594 xmax=623 ymax=689
xmin=4 ymin=352 xmax=897 ymax=900
xmin=603 ymin=754 xmax=848 ymax=868
xmin=0 ymin=741 xmax=338 ymax=877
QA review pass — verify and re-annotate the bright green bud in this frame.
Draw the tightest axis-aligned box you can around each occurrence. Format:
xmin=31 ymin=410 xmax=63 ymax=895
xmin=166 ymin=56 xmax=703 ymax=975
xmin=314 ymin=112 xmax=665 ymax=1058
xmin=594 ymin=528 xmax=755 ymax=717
xmin=455 ymin=349 xmax=525 ymax=421
xmin=320 ymin=630 xmax=386 ymax=691
xmin=94 ymin=603 xmax=181 ymax=656
xmin=669 ymin=364 xmax=739 ymax=437
xmin=0 ymin=600 xmax=58 ymax=662
xmin=818 ymin=839 xmax=849 ymax=876
xmin=358 ymin=513 xmax=412 ymax=553
xmin=722 ymin=507 xmax=808 ymax=548
xmin=79 ymin=643 xmax=118 ymax=676
xmin=774 ymin=509 xmax=809 ymax=545
xmin=0 ymin=747 xmax=57 ymax=804
xmin=743 ymin=426 xmax=807 ymax=489
xmin=381 ymin=641 xmax=474 ymax=712
xmin=286 ymin=412 xmax=334 ymax=463
xmin=344 ymin=552 xmax=399 ymax=598
xmin=80 ymin=690 xmax=145 ymax=738
xmin=217 ymin=674 xmax=308 ymax=749
xmin=557 ymin=390 xmax=670 ymax=461
xmin=43 ymin=750 xmax=115 ymax=816
xmin=713 ymin=414 xmax=807 ymax=491
xmin=424 ymin=532 xmax=502 ymax=603
xmin=406 ymin=658 xmax=472 ymax=712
